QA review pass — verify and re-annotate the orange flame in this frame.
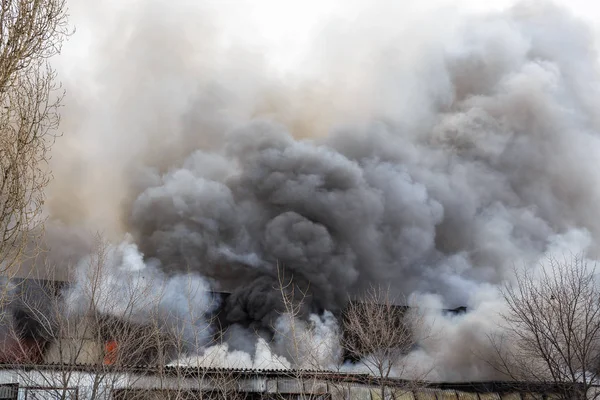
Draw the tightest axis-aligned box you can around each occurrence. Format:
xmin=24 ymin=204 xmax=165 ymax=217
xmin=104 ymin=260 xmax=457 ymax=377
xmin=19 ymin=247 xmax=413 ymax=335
xmin=104 ymin=340 xmax=118 ymax=365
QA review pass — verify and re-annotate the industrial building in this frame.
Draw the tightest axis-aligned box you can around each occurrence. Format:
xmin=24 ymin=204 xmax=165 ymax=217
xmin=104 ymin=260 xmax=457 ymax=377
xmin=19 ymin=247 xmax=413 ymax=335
xmin=0 ymin=278 xmax=589 ymax=400
xmin=0 ymin=364 xmax=583 ymax=400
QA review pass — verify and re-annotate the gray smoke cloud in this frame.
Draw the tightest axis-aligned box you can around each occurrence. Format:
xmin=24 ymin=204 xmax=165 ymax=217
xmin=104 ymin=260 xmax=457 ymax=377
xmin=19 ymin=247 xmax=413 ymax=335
xmin=30 ymin=0 xmax=600 ymax=380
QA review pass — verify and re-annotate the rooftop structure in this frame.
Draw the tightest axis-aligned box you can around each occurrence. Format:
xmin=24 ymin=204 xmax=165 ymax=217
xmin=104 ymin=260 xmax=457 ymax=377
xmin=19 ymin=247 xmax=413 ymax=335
xmin=0 ymin=364 xmax=589 ymax=400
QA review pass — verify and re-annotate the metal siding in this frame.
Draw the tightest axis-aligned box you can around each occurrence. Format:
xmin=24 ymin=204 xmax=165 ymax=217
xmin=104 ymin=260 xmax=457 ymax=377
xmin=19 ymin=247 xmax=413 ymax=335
xmin=478 ymin=393 xmax=501 ymax=400
xmin=456 ymin=391 xmax=479 ymax=400
xmin=265 ymin=379 xmax=278 ymax=393
xmin=193 ymin=377 xmax=214 ymax=390
xmin=349 ymin=385 xmax=373 ymax=400
xmin=522 ymin=393 xmax=543 ymax=400
xmin=500 ymin=393 xmax=522 ymax=400
xmin=545 ymin=394 xmax=561 ymax=400
xmin=436 ymin=390 xmax=458 ymax=400
xmin=585 ymin=388 xmax=600 ymax=400
xmin=329 ymin=383 xmax=350 ymax=400
xmin=303 ymin=381 xmax=328 ymax=394
xmin=371 ymin=388 xmax=383 ymax=400
xmin=393 ymin=388 xmax=415 ymax=400
xmin=237 ymin=378 xmax=266 ymax=392
xmin=414 ymin=389 xmax=438 ymax=400
xmin=0 ymin=372 xmax=17 ymax=385
xmin=277 ymin=378 xmax=304 ymax=394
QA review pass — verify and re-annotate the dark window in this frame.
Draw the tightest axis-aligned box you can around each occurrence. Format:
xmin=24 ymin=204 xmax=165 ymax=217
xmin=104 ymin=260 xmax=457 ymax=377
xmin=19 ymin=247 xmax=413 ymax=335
xmin=23 ymin=387 xmax=78 ymax=400
xmin=0 ymin=384 xmax=18 ymax=400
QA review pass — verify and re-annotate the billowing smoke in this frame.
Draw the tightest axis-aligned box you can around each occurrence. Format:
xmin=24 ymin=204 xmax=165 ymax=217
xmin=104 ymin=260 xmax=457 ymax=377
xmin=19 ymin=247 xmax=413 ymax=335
xmin=63 ymin=238 xmax=219 ymax=351
xmin=22 ymin=0 xmax=600 ymax=381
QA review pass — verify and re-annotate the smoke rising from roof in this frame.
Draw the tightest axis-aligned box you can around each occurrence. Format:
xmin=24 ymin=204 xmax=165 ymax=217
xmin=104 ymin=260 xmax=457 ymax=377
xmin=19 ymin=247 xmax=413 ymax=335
xmin=28 ymin=0 xmax=600 ymax=380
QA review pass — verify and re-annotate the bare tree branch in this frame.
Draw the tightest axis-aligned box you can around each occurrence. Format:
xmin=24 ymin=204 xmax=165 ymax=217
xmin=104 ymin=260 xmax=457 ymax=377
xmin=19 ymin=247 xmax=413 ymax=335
xmin=342 ymin=285 xmax=431 ymax=400
xmin=0 ymin=0 xmax=71 ymax=278
xmin=489 ymin=255 xmax=599 ymax=400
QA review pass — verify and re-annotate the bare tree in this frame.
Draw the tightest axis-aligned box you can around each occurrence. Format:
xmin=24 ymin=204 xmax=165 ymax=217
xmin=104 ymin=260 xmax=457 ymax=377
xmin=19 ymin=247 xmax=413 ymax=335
xmin=342 ymin=286 xmax=429 ymax=400
xmin=168 ymin=360 xmax=247 ymax=400
xmin=3 ymin=237 xmax=169 ymax=400
xmin=1 ymin=233 xmax=246 ymax=400
xmin=272 ymin=266 xmax=334 ymax=369
xmin=0 ymin=0 xmax=70 ymax=276
xmin=270 ymin=266 xmax=345 ymax=400
xmin=490 ymin=255 xmax=600 ymax=400
xmin=142 ymin=279 xmax=246 ymax=400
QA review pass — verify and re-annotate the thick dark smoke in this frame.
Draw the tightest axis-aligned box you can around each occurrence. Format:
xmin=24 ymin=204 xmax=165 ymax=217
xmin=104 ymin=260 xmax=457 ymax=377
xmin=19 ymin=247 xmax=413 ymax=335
xmin=126 ymin=0 xmax=600 ymax=325
xmin=29 ymin=0 xmax=600 ymax=380
xmin=129 ymin=117 xmax=449 ymax=327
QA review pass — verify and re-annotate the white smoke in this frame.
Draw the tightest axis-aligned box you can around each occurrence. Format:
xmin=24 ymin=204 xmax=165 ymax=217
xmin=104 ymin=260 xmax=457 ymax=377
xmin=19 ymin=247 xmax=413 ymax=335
xmin=63 ymin=237 xmax=218 ymax=351
xmin=272 ymin=311 xmax=342 ymax=370
xmin=403 ymin=229 xmax=595 ymax=381
xmin=171 ymin=338 xmax=291 ymax=370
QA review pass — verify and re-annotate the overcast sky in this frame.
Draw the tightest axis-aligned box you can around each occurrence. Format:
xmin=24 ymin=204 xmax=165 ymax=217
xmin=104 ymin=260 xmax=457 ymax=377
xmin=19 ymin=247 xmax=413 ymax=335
xmin=56 ymin=0 xmax=600 ymax=78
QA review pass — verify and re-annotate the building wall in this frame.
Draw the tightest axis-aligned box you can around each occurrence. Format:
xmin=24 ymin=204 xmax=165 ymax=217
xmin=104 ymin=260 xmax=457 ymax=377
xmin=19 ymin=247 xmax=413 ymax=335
xmin=44 ymin=339 xmax=104 ymax=365
xmin=0 ymin=368 xmax=574 ymax=400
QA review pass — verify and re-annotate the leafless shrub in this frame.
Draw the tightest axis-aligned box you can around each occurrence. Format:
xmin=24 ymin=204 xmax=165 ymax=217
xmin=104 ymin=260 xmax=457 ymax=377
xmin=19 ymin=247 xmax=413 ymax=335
xmin=490 ymin=254 xmax=600 ymax=400
xmin=270 ymin=265 xmax=341 ymax=400
xmin=342 ymin=286 xmax=430 ymax=400
xmin=2 ymin=237 xmax=168 ymax=400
